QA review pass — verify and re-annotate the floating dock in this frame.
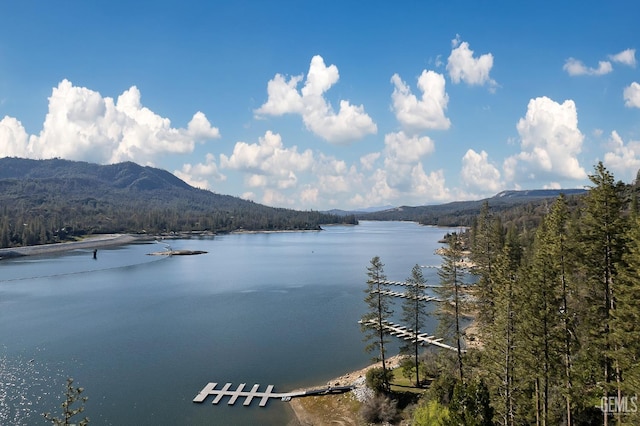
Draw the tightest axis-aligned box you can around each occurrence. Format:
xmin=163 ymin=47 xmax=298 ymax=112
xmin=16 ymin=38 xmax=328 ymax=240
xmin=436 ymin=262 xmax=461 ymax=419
xmin=193 ymin=382 xmax=354 ymax=407
xmin=376 ymin=279 xmax=470 ymax=290
xmin=358 ymin=319 xmax=464 ymax=353
xmin=375 ymin=279 xmax=441 ymax=289
xmin=372 ymin=288 xmax=440 ymax=302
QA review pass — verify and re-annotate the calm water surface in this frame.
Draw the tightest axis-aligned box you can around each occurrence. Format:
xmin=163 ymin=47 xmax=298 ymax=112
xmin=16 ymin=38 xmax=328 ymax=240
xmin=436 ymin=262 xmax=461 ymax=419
xmin=0 ymin=221 xmax=456 ymax=425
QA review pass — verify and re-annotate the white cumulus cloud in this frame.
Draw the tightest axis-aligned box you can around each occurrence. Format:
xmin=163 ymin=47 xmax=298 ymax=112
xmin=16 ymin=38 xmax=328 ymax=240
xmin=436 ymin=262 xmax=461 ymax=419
xmin=359 ymin=152 xmax=381 ymax=171
xmin=353 ymin=131 xmax=448 ymax=205
xmin=504 ymin=96 xmax=586 ymax=183
xmin=563 ymin=58 xmax=613 ymax=76
xmin=384 ymin=131 xmax=435 ymax=165
xmin=564 ymin=48 xmax=636 ymax=77
xmin=365 ymin=169 xmax=397 ymax=205
xmin=300 ymin=187 xmax=319 ymax=205
xmin=543 ymin=182 xmax=562 ymax=190
xmin=624 ymin=82 xmax=640 ymax=108
xmin=255 ymin=74 xmax=304 ymax=115
xmin=0 ymin=79 xmax=221 ymax=165
xmin=174 ymin=153 xmax=226 ymax=189
xmin=390 ymin=71 xmax=451 ymax=132
xmin=410 ymin=165 xmax=451 ymax=202
xmin=255 ymin=55 xmax=377 ymax=144
xmin=312 ymin=153 xmax=360 ymax=195
xmin=0 ymin=116 xmax=30 ymax=157
xmin=352 ymin=163 xmax=452 ymax=208
xmin=609 ymin=48 xmax=636 ymax=67
xmin=447 ymin=36 xmax=497 ymax=89
xmin=461 ymin=149 xmax=502 ymax=193
xmin=603 ymin=130 xmax=640 ymax=181
xmin=219 ymin=131 xmax=314 ymax=189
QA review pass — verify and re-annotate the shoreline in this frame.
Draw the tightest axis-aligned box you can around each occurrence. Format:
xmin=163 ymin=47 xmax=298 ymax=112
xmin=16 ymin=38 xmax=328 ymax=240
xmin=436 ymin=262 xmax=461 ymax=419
xmin=229 ymin=228 xmax=322 ymax=234
xmin=0 ymin=234 xmax=139 ymax=259
xmin=0 ymin=227 xmax=327 ymax=259
xmin=287 ymin=354 xmax=406 ymax=425
xmin=287 ymin=318 xmax=481 ymax=425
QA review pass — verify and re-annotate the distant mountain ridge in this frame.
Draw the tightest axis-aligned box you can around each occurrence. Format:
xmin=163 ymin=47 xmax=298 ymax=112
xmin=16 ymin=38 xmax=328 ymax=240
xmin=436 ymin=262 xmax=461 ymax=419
xmin=493 ymin=189 xmax=587 ymax=199
xmin=356 ymin=188 xmax=588 ymax=226
xmin=0 ymin=157 xmax=192 ymax=191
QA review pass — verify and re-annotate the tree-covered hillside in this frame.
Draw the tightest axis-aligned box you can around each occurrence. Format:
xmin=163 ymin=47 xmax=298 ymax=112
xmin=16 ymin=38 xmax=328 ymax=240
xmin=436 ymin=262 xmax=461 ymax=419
xmin=401 ymin=163 xmax=640 ymax=425
xmin=358 ymin=188 xmax=588 ymax=228
xmin=0 ymin=157 xmax=356 ymax=248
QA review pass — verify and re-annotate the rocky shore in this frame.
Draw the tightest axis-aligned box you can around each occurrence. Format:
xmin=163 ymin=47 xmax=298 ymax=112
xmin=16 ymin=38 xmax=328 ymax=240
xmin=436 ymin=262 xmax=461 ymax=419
xmin=288 ymin=354 xmax=406 ymax=425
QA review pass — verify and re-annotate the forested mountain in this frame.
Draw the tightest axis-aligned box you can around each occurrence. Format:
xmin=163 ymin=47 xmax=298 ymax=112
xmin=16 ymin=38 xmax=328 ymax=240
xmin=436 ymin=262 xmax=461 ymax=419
xmin=358 ymin=188 xmax=588 ymax=228
xmin=0 ymin=157 xmax=356 ymax=248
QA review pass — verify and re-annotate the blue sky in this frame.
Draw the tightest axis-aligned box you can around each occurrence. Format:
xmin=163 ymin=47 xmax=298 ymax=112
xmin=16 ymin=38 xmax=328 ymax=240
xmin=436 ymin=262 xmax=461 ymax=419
xmin=1 ymin=1 xmax=639 ymax=210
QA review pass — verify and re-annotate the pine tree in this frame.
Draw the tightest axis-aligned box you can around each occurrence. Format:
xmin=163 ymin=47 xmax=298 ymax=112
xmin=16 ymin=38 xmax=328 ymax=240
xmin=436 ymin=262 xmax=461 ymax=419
xmin=610 ymin=215 xmax=640 ymax=425
xmin=471 ymin=202 xmax=504 ymax=330
xmin=361 ymin=256 xmax=392 ymax=391
xmin=517 ymin=195 xmax=580 ymax=425
xmin=545 ymin=195 xmax=576 ymax=426
xmin=446 ymin=378 xmax=494 ymax=426
xmin=43 ymin=378 xmax=89 ymax=426
xmin=400 ymin=264 xmax=430 ymax=386
xmin=436 ymin=232 xmax=466 ymax=381
xmin=484 ymin=226 xmax=522 ymax=426
xmin=576 ymin=162 xmax=626 ymax=426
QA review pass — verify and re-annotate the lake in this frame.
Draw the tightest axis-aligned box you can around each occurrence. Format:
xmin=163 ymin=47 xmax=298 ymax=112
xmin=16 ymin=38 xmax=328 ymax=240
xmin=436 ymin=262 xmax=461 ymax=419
xmin=0 ymin=221 xmax=456 ymax=425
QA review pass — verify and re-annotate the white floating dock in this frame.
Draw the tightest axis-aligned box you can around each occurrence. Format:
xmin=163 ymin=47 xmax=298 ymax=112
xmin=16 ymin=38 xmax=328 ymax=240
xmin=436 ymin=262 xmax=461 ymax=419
xmin=193 ymin=382 xmax=353 ymax=407
xmin=358 ymin=319 xmax=464 ymax=352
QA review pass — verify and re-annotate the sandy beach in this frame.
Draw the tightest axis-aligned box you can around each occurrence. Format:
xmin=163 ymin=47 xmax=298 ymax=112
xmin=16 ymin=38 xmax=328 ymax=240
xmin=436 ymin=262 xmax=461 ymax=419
xmin=0 ymin=234 xmax=139 ymax=259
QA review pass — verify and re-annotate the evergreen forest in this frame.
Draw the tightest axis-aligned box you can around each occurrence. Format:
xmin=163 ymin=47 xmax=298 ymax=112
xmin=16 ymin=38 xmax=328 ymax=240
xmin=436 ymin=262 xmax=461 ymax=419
xmin=0 ymin=157 xmax=356 ymax=248
xmin=362 ymin=162 xmax=640 ymax=426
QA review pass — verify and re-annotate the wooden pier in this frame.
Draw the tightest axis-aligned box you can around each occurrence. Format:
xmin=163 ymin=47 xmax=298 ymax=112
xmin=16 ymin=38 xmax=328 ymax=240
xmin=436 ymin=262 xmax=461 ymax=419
xmin=376 ymin=279 xmax=441 ymax=289
xmin=193 ymin=382 xmax=354 ymax=407
xmin=358 ymin=319 xmax=464 ymax=353
xmin=377 ymin=279 xmax=470 ymax=290
xmin=361 ymin=278 xmax=467 ymax=352
xmin=372 ymin=288 xmax=440 ymax=302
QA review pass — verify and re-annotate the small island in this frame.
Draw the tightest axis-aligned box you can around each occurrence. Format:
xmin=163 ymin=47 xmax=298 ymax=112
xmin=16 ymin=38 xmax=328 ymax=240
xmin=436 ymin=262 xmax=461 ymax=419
xmin=147 ymin=250 xmax=208 ymax=256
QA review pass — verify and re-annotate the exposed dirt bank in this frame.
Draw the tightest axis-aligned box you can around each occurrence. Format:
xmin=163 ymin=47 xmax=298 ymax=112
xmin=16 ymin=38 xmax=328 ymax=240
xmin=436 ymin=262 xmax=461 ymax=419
xmin=0 ymin=234 xmax=138 ymax=259
xmin=287 ymin=354 xmax=406 ymax=426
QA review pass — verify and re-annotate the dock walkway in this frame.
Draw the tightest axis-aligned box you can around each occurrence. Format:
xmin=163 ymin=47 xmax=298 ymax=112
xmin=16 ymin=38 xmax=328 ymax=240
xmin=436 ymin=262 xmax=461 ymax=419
xmin=377 ymin=279 xmax=441 ymax=289
xmin=372 ymin=288 xmax=440 ymax=302
xmin=358 ymin=319 xmax=464 ymax=353
xmin=193 ymin=382 xmax=353 ymax=407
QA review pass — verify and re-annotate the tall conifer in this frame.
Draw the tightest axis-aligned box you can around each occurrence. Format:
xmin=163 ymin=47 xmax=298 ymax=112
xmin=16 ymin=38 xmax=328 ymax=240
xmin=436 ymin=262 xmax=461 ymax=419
xmin=577 ymin=162 xmax=626 ymax=426
xmin=471 ymin=202 xmax=504 ymax=331
xmin=485 ymin=226 xmax=522 ymax=426
xmin=400 ymin=264 xmax=429 ymax=386
xmin=361 ymin=256 xmax=392 ymax=391
xmin=436 ymin=232 xmax=466 ymax=381
xmin=545 ymin=195 xmax=576 ymax=426
xmin=517 ymin=195 xmax=579 ymax=425
xmin=610 ymin=215 xmax=640 ymax=425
